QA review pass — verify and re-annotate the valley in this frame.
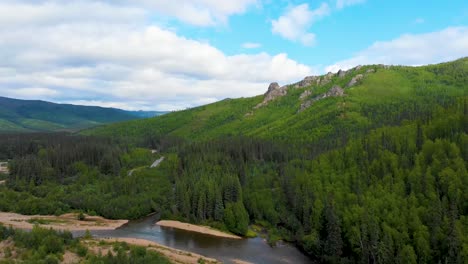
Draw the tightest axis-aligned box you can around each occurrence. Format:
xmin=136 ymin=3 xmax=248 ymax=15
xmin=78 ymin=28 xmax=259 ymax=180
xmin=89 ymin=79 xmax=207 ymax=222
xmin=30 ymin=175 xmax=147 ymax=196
xmin=0 ymin=58 xmax=467 ymax=263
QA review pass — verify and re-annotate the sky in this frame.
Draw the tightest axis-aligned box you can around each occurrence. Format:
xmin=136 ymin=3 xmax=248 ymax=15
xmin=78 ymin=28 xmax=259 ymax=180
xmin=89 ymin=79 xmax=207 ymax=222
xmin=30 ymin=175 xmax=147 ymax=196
xmin=0 ymin=0 xmax=467 ymax=111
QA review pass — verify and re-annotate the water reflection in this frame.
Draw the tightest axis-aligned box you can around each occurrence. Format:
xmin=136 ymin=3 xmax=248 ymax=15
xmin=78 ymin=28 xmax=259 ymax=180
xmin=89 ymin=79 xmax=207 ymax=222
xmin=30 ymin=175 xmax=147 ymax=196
xmin=86 ymin=214 xmax=312 ymax=264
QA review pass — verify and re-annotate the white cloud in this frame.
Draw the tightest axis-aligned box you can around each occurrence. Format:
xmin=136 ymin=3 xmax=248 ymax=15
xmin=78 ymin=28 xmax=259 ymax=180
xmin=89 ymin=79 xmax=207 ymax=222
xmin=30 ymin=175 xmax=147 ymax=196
xmin=326 ymin=27 xmax=468 ymax=72
xmin=0 ymin=0 xmax=258 ymax=27
xmin=110 ymin=0 xmax=259 ymax=26
xmin=0 ymin=1 xmax=313 ymax=111
xmin=242 ymin=42 xmax=262 ymax=49
xmin=3 ymin=87 xmax=59 ymax=99
xmin=271 ymin=3 xmax=330 ymax=46
xmin=336 ymin=0 xmax=366 ymax=9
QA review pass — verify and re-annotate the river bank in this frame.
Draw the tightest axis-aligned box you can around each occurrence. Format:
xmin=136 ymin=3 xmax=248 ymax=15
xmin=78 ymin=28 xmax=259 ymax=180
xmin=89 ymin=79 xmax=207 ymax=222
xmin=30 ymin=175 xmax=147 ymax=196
xmin=95 ymin=237 xmax=220 ymax=264
xmin=0 ymin=212 xmax=128 ymax=231
xmin=157 ymin=220 xmax=242 ymax=239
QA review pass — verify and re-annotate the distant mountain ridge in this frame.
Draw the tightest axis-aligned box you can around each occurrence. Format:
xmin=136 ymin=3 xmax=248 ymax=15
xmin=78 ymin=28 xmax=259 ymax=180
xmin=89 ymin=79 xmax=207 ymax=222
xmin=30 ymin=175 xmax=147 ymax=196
xmin=0 ymin=96 xmax=167 ymax=132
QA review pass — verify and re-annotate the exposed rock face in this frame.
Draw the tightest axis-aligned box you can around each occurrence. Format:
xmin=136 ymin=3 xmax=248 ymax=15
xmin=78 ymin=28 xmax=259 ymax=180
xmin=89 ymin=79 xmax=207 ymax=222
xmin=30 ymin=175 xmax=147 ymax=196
xmin=319 ymin=72 xmax=334 ymax=86
xmin=346 ymin=74 xmax=364 ymax=88
xmin=326 ymin=85 xmax=345 ymax=97
xmin=294 ymin=76 xmax=320 ymax=88
xmin=255 ymin=82 xmax=288 ymax=108
xmin=299 ymin=100 xmax=313 ymax=112
xmin=266 ymin=82 xmax=280 ymax=93
xmin=299 ymin=90 xmax=312 ymax=100
xmin=355 ymin=65 xmax=363 ymax=71
xmin=337 ymin=70 xmax=347 ymax=78
xmin=298 ymin=85 xmax=345 ymax=113
xmin=366 ymin=68 xmax=375 ymax=73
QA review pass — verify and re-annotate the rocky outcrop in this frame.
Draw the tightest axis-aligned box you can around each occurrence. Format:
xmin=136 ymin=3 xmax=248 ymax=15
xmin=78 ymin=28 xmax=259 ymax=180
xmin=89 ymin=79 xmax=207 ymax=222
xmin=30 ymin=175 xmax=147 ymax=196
xmin=254 ymin=82 xmax=288 ymax=108
xmin=299 ymin=100 xmax=313 ymax=112
xmin=366 ymin=68 xmax=375 ymax=74
xmin=298 ymin=85 xmax=345 ymax=113
xmin=299 ymin=90 xmax=312 ymax=100
xmin=337 ymin=69 xmax=347 ymax=78
xmin=294 ymin=72 xmax=335 ymax=89
xmin=326 ymin=85 xmax=345 ymax=97
xmin=346 ymin=74 xmax=364 ymax=88
xmin=294 ymin=76 xmax=320 ymax=88
xmin=321 ymin=72 xmax=334 ymax=86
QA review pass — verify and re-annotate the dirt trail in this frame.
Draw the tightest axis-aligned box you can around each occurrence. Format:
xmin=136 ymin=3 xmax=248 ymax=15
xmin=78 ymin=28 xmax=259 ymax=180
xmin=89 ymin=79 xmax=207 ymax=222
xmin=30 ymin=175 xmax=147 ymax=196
xmin=150 ymin=157 xmax=165 ymax=168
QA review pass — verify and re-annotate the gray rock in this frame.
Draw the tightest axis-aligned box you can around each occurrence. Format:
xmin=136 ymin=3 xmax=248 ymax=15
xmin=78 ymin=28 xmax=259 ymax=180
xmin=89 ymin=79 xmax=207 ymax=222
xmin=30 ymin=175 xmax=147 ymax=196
xmin=319 ymin=72 xmax=334 ymax=86
xmin=298 ymin=85 xmax=345 ymax=113
xmin=255 ymin=82 xmax=288 ymax=108
xmin=294 ymin=76 xmax=319 ymax=88
xmin=346 ymin=74 xmax=364 ymax=87
xmin=326 ymin=85 xmax=345 ymax=97
xmin=298 ymin=100 xmax=313 ymax=112
xmin=299 ymin=90 xmax=312 ymax=100
xmin=266 ymin=82 xmax=280 ymax=93
xmin=366 ymin=68 xmax=375 ymax=73
xmin=337 ymin=70 xmax=347 ymax=78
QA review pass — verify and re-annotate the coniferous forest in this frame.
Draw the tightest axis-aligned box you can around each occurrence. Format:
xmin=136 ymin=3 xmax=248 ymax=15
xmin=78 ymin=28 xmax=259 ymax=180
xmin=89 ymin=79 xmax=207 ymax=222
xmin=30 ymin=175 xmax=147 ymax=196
xmin=0 ymin=59 xmax=467 ymax=263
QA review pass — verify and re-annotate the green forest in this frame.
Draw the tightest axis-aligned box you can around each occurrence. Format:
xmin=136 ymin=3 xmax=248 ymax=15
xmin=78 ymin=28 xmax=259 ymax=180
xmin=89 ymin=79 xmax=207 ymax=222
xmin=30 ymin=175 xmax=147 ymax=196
xmin=0 ymin=58 xmax=467 ymax=263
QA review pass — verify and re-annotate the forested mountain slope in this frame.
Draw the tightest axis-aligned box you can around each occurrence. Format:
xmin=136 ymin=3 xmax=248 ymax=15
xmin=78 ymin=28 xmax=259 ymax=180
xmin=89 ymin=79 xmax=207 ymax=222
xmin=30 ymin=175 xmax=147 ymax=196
xmin=1 ymin=58 xmax=466 ymax=263
xmin=85 ymin=58 xmax=467 ymax=146
xmin=0 ymin=96 xmax=165 ymax=132
xmin=83 ymin=58 xmax=468 ymax=263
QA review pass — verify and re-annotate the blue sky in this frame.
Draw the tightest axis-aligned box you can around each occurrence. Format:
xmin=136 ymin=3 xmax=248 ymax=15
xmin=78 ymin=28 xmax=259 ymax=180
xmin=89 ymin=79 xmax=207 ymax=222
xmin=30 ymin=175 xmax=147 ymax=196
xmin=0 ymin=0 xmax=467 ymax=110
xmin=176 ymin=0 xmax=468 ymax=68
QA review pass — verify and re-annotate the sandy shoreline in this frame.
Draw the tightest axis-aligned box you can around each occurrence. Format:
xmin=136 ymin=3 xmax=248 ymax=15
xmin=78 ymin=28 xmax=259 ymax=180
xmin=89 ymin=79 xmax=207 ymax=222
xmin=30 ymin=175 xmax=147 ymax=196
xmin=157 ymin=220 xmax=242 ymax=239
xmin=0 ymin=212 xmax=128 ymax=231
xmin=96 ymin=237 xmax=220 ymax=264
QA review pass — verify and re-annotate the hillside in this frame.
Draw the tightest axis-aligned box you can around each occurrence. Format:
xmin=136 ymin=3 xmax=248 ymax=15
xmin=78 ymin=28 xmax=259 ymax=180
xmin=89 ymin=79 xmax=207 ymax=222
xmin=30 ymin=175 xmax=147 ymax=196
xmin=0 ymin=97 xmax=166 ymax=132
xmin=85 ymin=58 xmax=468 ymax=145
xmin=1 ymin=58 xmax=466 ymax=263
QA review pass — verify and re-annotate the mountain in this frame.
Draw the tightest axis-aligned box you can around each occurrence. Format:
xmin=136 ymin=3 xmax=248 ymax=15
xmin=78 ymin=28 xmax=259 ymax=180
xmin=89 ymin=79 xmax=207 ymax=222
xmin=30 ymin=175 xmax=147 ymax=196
xmin=80 ymin=58 xmax=468 ymax=262
xmin=85 ymin=58 xmax=467 ymax=145
xmin=0 ymin=97 xmax=166 ymax=132
xmin=1 ymin=58 xmax=466 ymax=263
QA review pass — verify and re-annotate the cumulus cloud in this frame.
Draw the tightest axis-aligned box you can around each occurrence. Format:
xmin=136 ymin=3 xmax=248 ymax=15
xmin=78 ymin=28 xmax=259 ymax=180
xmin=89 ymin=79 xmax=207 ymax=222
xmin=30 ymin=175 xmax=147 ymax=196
xmin=336 ymin=0 xmax=366 ymax=9
xmin=325 ymin=27 xmax=468 ymax=72
xmin=0 ymin=0 xmax=258 ymax=27
xmin=272 ymin=3 xmax=330 ymax=46
xmin=0 ymin=1 xmax=313 ymax=111
xmin=104 ymin=0 xmax=259 ymax=26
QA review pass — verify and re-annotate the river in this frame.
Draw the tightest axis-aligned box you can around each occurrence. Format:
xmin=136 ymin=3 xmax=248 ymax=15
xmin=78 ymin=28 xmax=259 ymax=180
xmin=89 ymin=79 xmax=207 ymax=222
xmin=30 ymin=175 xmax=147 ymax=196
xmin=86 ymin=214 xmax=312 ymax=264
